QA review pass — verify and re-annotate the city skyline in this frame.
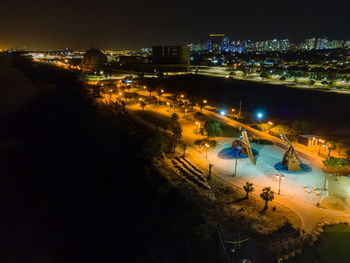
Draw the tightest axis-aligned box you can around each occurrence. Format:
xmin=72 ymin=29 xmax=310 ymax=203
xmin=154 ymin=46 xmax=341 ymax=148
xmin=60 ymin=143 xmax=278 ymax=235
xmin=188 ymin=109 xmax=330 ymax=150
xmin=1 ymin=0 xmax=349 ymax=50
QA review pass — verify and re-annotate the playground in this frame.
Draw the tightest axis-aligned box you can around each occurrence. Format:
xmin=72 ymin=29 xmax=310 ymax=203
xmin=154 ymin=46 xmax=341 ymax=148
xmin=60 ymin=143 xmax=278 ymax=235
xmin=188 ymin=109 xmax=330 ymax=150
xmin=206 ymin=137 xmax=327 ymax=205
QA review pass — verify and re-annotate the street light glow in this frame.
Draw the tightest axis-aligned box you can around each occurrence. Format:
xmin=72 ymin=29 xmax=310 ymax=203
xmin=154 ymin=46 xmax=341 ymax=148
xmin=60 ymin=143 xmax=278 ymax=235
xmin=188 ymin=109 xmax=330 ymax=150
xmin=257 ymin=112 xmax=263 ymax=119
xmin=220 ymin=111 xmax=226 ymax=116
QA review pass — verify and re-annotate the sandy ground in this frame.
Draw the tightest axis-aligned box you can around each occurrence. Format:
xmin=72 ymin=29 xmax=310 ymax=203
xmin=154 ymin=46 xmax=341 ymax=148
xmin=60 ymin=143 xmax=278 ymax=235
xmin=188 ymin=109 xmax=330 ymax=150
xmin=0 ymin=55 xmax=39 ymax=118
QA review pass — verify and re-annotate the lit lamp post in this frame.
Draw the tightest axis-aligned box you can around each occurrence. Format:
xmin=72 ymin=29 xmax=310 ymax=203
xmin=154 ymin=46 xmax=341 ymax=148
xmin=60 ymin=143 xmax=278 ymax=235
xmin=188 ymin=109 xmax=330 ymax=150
xmin=257 ymin=112 xmax=263 ymax=144
xmin=276 ymin=174 xmax=285 ymax=195
xmin=203 ymin=99 xmax=207 ymax=110
xmin=318 ymin=139 xmax=325 ymax=155
xmin=268 ymin=121 xmax=273 ymax=131
xmin=195 ymin=121 xmax=200 ymax=134
xmin=159 ymin=89 xmax=164 ymax=105
xmin=205 ymin=143 xmax=209 ymax=159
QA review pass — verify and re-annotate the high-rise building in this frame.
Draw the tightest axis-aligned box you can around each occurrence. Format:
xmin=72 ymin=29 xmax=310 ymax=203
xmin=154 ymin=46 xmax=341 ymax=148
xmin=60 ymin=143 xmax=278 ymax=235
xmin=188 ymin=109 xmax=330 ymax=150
xmin=304 ymin=38 xmax=316 ymax=50
xmin=207 ymin=34 xmax=230 ymax=52
xmin=330 ymin=40 xmax=343 ymax=49
xmin=344 ymin=40 xmax=350 ymax=48
xmin=279 ymin=39 xmax=290 ymax=51
xmin=316 ymin=37 xmax=329 ymax=50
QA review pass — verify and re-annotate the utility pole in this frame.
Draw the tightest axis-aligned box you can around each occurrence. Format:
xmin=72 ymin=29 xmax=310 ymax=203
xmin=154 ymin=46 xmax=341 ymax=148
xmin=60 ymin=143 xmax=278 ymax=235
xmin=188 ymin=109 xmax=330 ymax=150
xmin=233 ymin=155 xmax=238 ymax=176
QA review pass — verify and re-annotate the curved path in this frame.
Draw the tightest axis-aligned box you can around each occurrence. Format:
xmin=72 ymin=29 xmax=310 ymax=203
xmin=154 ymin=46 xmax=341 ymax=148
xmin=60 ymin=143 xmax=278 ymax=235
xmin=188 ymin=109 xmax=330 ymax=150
xmin=106 ymin=92 xmax=350 ymax=234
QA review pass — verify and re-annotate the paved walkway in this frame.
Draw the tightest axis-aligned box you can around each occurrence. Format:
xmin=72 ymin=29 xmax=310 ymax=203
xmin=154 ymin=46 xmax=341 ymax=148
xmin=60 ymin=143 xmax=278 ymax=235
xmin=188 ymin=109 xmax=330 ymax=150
xmin=104 ymin=93 xmax=350 ymax=233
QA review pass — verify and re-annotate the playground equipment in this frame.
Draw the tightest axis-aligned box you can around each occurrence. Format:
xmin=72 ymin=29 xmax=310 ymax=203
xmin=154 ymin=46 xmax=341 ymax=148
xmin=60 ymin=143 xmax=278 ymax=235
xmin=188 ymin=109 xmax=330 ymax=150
xmin=231 ymin=130 xmax=256 ymax=165
xmin=279 ymin=130 xmax=303 ymax=171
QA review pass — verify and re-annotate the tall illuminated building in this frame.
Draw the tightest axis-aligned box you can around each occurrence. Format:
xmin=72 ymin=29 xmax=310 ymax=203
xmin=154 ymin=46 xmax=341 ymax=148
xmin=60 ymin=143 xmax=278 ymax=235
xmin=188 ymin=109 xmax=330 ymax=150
xmin=304 ymin=38 xmax=316 ymax=50
xmin=207 ymin=34 xmax=230 ymax=52
xmin=316 ymin=37 xmax=329 ymax=50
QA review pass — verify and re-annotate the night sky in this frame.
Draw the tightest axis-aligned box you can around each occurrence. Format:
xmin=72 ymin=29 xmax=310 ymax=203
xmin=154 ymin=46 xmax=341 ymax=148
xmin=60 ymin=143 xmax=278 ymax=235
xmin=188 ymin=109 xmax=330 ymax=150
xmin=1 ymin=0 xmax=349 ymax=50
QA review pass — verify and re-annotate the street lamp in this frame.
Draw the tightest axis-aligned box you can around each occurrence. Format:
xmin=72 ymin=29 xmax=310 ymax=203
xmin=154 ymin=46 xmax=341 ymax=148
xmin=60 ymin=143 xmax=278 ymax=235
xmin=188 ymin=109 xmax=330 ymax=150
xmin=276 ymin=174 xmax=285 ymax=195
xmin=195 ymin=121 xmax=200 ymax=134
xmin=257 ymin=112 xmax=264 ymax=144
xmin=205 ymin=143 xmax=209 ymax=159
xmin=318 ymin=139 xmax=325 ymax=155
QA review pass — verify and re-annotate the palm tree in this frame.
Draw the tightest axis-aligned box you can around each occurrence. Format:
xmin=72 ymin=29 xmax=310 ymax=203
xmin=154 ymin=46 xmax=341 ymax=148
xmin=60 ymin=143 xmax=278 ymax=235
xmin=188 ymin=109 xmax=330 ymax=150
xmin=170 ymin=113 xmax=179 ymax=125
xmin=180 ymin=142 xmax=188 ymax=158
xmin=156 ymin=89 xmax=163 ymax=105
xmin=243 ymin=182 xmax=254 ymax=199
xmin=199 ymin=101 xmax=205 ymax=113
xmin=260 ymin=187 xmax=274 ymax=210
xmin=139 ymin=100 xmax=146 ymax=111
xmin=171 ymin=125 xmax=182 ymax=153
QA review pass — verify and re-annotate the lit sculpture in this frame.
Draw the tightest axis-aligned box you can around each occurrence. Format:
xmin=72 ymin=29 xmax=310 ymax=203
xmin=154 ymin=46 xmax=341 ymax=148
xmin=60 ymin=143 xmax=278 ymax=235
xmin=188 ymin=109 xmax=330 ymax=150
xmin=231 ymin=130 xmax=256 ymax=165
xmin=279 ymin=130 xmax=302 ymax=171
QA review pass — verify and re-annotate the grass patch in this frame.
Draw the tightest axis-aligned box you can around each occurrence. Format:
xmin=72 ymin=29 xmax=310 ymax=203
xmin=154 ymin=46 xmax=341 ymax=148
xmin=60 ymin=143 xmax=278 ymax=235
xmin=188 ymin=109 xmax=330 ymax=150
xmin=290 ymin=224 xmax=350 ymax=263
xmin=135 ymin=110 xmax=172 ymax=129
xmin=206 ymin=116 xmax=240 ymax=137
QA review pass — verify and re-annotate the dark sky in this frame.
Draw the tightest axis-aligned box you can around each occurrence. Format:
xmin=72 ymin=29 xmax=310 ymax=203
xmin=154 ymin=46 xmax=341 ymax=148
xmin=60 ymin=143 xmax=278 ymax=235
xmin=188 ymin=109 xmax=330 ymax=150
xmin=1 ymin=0 xmax=349 ymax=50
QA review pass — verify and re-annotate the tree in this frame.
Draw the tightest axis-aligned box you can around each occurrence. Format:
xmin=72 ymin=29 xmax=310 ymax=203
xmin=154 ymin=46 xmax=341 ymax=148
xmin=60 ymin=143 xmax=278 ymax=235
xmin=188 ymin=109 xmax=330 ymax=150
xmin=280 ymin=76 xmax=286 ymax=81
xmin=346 ymin=148 xmax=350 ymax=160
xmin=170 ymin=113 xmax=179 ymax=125
xmin=309 ymin=79 xmax=315 ymax=87
xmin=327 ymin=141 xmax=337 ymax=156
xmin=188 ymin=97 xmax=195 ymax=111
xmin=156 ymin=89 xmax=164 ymax=105
xmin=260 ymin=71 xmax=271 ymax=80
xmin=338 ymin=140 xmax=344 ymax=156
xmin=327 ymin=72 xmax=337 ymax=81
xmin=194 ymin=112 xmax=206 ymax=124
xmin=139 ymin=100 xmax=146 ymax=111
xmin=323 ymin=157 xmax=344 ymax=176
xmin=329 ymin=80 xmax=337 ymax=88
xmin=171 ymin=125 xmax=182 ymax=152
xmin=260 ymin=187 xmax=274 ymax=210
xmin=199 ymin=101 xmax=205 ymax=113
xmin=243 ymin=182 xmax=254 ymax=199
xmin=322 ymin=157 xmax=344 ymax=188
xmin=180 ymin=142 xmax=188 ymax=158
xmin=204 ymin=120 xmax=221 ymax=138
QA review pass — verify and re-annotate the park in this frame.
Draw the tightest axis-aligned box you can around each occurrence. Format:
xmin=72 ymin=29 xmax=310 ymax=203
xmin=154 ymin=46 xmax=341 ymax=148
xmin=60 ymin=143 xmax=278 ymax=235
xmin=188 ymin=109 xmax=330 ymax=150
xmin=89 ymin=75 xmax=350 ymax=261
